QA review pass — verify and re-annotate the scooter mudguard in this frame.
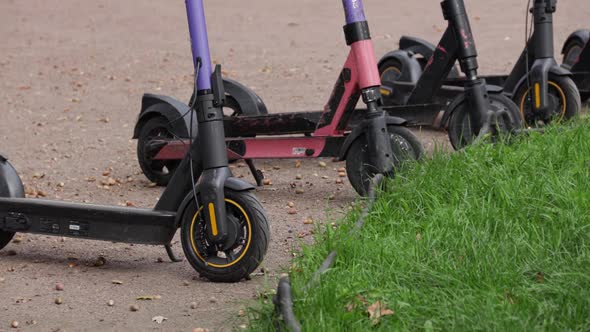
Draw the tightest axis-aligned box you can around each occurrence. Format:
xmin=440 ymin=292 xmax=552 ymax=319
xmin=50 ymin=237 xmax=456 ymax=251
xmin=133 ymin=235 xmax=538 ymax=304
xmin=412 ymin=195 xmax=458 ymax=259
xmin=561 ymin=29 xmax=590 ymax=56
xmin=133 ymin=78 xmax=268 ymax=139
xmin=338 ymin=116 xmax=407 ymax=161
xmin=0 ymin=155 xmax=25 ymax=199
xmin=174 ymin=176 xmax=254 ymax=230
xmin=378 ymin=50 xmax=423 ymax=105
xmin=399 ymin=36 xmax=436 ymax=59
xmin=397 ymin=36 xmax=461 ymax=78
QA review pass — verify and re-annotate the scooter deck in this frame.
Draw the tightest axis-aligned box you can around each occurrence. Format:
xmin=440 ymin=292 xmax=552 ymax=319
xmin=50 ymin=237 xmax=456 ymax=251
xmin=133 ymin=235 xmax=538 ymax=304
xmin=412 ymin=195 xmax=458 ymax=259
xmin=0 ymin=198 xmax=177 ymax=245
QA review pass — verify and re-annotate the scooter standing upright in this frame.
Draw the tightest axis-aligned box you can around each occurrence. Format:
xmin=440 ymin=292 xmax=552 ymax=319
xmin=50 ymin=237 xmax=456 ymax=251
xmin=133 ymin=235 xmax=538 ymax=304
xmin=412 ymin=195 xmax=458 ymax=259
xmin=134 ymin=0 xmax=424 ymax=196
xmin=0 ymin=0 xmax=271 ymax=283
xmin=378 ymin=0 xmax=523 ymax=149
xmin=380 ymin=0 xmax=581 ymax=128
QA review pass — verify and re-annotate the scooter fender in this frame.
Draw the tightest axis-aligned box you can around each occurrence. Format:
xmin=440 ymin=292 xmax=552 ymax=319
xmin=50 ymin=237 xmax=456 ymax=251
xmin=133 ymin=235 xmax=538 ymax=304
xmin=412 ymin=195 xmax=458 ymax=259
xmin=439 ymin=83 xmax=505 ymax=129
xmin=378 ymin=50 xmax=423 ymax=105
xmin=378 ymin=50 xmax=423 ymax=83
xmin=338 ymin=116 xmax=407 ymax=162
xmin=399 ymin=36 xmax=436 ymax=59
xmin=133 ymin=78 xmax=269 ymax=139
xmin=516 ymin=58 xmax=571 ymax=112
xmin=174 ymin=177 xmax=255 ymax=229
xmin=0 ymin=155 xmax=25 ymax=199
xmin=561 ymin=29 xmax=590 ymax=55
xmin=397 ymin=36 xmax=461 ymax=78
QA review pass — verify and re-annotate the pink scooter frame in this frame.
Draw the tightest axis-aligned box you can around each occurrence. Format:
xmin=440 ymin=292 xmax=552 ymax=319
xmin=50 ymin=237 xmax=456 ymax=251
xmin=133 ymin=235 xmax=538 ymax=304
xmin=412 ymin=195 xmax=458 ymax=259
xmin=153 ymin=40 xmax=383 ymax=161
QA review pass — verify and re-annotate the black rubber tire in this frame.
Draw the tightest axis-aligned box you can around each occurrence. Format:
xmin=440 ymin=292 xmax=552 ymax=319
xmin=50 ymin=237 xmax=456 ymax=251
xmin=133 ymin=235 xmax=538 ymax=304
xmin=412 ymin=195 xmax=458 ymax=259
xmin=180 ymin=189 xmax=270 ymax=283
xmin=448 ymin=93 xmax=522 ymax=150
xmin=346 ymin=125 xmax=424 ymax=196
xmin=0 ymin=231 xmax=14 ymax=251
xmin=378 ymin=58 xmax=405 ymax=106
xmin=137 ymin=116 xmax=182 ymax=186
xmin=513 ymin=74 xmax=581 ymax=127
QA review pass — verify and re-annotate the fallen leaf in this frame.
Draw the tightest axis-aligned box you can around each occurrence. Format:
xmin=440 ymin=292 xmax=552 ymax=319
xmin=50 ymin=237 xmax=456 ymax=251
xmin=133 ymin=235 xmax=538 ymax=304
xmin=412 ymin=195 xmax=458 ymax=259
xmin=367 ymin=301 xmax=394 ymax=326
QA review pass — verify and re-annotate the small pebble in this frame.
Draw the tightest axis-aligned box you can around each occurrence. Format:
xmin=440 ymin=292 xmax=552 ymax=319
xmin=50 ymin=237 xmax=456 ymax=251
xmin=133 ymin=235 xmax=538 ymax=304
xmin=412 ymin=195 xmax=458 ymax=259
xmin=156 ymin=257 xmax=164 ymax=263
xmin=190 ymin=302 xmax=198 ymax=309
xmin=209 ymin=296 xmax=217 ymax=303
xmin=11 ymin=320 xmax=19 ymax=328
xmin=55 ymin=297 xmax=63 ymax=305
xmin=295 ymin=188 xmax=304 ymax=194
xmin=335 ymin=179 xmax=343 ymax=184
xmin=338 ymin=172 xmax=346 ymax=178
xmin=262 ymin=179 xmax=272 ymax=186
xmin=130 ymin=304 xmax=139 ymax=312
xmin=183 ymin=281 xmax=190 ymax=286
xmin=287 ymin=202 xmax=295 ymax=208
xmin=107 ymin=300 xmax=115 ymax=306
xmin=287 ymin=208 xmax=297 ymax=215
xmin=295 ymin=174 xmax=302 ymax=180
xmin=193 ymin=328 xmax=209 ymax=332
xmin=318 ymin=161 xmax=327 ymax=167
xmin=55 ymin=283 xmax=64 ymax=291
xmin=337 ymin=167 xmax=346 ymax=172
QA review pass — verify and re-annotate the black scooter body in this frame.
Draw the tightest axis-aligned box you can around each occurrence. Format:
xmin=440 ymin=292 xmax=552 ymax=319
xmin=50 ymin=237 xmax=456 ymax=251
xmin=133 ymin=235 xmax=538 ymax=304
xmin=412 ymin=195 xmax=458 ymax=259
xmin=384 ymin=0 xmax=571 ymax=113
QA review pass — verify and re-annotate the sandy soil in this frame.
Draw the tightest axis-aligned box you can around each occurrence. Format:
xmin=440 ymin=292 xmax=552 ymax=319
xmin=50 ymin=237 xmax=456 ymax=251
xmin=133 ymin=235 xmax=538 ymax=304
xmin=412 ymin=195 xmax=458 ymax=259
xmin=0 ymin=0 xmax=588 ymax=331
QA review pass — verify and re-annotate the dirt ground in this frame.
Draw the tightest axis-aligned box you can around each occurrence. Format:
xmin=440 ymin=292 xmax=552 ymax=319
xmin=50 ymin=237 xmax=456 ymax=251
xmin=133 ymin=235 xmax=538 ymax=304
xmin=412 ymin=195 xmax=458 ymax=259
xmin=0 ymin=0 xmax=588 ymax=331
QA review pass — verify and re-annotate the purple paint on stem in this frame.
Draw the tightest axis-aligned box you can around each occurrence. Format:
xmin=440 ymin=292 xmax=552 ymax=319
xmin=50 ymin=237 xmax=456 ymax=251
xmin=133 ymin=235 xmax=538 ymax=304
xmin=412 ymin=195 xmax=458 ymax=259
xmin=342 ymin=0 xmax=366 ymax=24
xmin=185 ymin=0 xmax=212 ymax=91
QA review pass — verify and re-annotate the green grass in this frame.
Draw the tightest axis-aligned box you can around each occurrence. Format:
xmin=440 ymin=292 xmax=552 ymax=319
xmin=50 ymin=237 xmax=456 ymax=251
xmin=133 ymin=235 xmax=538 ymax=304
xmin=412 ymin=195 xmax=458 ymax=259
xmin=250 ymin=118 xmax=590 ymax=331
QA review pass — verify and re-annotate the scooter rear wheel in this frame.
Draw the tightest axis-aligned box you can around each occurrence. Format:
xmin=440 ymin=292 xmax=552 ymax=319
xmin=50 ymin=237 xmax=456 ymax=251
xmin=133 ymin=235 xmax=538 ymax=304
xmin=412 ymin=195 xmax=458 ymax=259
xmin=180 ymin=189 xmax=270 ymax=282
xmin=513 ymin=75 xmax=581 ymax=127
xmin=346 ymin=125 xmax=424 ymax=196
xmin=137 ymin=116 xmax=182 ymax=186
xmin=448 ymin=94 xmax=522 ymax=150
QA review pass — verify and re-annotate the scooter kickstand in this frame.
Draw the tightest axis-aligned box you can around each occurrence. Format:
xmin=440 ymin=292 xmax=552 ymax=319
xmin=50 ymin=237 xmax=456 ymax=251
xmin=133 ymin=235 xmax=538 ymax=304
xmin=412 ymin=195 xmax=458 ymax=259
xmin=165 ymin=244 xmax=183 ymax=263
xmin=245 ymin=159 xmax=264 ymax=186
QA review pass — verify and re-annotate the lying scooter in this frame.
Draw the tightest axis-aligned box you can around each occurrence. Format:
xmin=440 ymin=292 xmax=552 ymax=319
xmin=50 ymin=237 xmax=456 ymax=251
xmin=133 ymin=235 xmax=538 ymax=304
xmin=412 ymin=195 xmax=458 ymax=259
xmin=380 ymin=0 xmax=581 ymax=128
xmin=561 ymin=29 xmax=590 ymax=102
xmin=135 ymin=0 xmax=424 ymax=197
xmin=0 ymin=0 xmax=271 ymax=283
xmin=378 ymin=0 xmax=522 ymax=149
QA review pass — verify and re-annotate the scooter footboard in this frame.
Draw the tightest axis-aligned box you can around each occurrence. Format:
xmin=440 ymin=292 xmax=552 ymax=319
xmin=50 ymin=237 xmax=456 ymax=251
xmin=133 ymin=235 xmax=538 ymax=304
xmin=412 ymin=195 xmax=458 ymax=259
xmin=0 ymin=198 xmax=177 ymax=245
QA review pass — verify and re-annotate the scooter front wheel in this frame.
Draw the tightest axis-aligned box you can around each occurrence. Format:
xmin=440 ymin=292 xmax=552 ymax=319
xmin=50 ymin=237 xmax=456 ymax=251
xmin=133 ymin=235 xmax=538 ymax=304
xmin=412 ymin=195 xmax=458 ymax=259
xmin=514 ymin=75 xmax=581 ymax=127
xmin=346 ymin=125 xmax=424 ymax=196
xmin=180 ymin=189 xmax=270 ymax=282
xmin=447 ymin=93 xmax=522 ymax=150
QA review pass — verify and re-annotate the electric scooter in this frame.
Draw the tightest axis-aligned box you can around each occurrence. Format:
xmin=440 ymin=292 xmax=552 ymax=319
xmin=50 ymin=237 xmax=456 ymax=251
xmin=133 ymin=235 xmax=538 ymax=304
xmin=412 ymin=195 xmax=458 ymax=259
xmin=0 ymin=0 xmax=271 ymax=283
xmin=380 ymin=0 xmax=581 ymax=128
xmin=561 ymin=29 xmax=590 ymax=102
xmin=135 ymin=0 xmax=424 ymax=197
xmin=377 ymin=0 xmax=522 ymax=149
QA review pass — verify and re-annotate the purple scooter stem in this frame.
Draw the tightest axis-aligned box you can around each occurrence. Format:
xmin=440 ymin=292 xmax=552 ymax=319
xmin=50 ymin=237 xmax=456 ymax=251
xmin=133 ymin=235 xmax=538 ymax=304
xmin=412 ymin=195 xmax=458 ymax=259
xmin=342 ymin=0 xmax=367 ymax=24
xmin=185 ymin=0 xmax=213 ymax=91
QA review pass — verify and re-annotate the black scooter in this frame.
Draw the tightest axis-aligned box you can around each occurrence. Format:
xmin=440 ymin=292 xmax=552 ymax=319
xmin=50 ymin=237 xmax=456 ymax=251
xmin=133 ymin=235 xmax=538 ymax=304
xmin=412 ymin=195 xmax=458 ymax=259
xmin=378 ymin=0 xmax=522 ymax=149
xmin=561 ymin=29 xmax=590 ymax=102
xmin=0 ymin=0 xmax=271 ymax=283
xmin=380 ymin=0 xmax=581 ymax=128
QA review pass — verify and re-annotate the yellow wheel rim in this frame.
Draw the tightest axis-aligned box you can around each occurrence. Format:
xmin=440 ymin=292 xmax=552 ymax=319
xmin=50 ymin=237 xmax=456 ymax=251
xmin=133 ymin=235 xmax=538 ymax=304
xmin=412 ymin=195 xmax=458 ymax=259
xmin=519 ymin=81 xmax=567 ymax=123
xmin=189 ymin=199 xmax=252 ymax=268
